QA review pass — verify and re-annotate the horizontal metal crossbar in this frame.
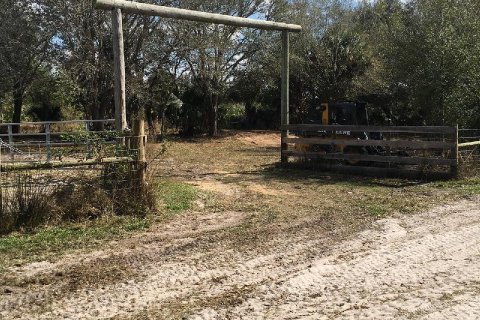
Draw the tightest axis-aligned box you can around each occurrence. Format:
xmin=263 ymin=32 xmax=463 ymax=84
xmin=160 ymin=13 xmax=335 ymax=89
xmin=0 ymin=119 xmax=115 ymax=126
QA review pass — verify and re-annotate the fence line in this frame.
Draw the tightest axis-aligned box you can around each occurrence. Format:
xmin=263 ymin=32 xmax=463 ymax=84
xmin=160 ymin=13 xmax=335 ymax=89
xmin=0 ymin=119 xmax=119 ymax=166
xmin=0 ymin=119 xmax=116 ymax=126
xmin=281 ymin=124 xmax=459 ymax=179
xmin=458 ymin=129 xmax=480 ymax=165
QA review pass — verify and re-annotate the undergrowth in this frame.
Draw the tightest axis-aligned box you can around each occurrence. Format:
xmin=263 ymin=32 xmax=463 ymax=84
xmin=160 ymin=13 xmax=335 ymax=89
xmin=0 ymin=174 xmax=198 ymax=271
xmin=0 ymin=163 xmax=157 ymax=235
xmin=0 ymin=216 xmax=150 ymax=271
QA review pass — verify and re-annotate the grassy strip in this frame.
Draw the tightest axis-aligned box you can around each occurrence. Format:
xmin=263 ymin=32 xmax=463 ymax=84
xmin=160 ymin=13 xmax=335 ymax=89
xmin=156 ymin=180 xmax=197 ymax=213
xmin=0 ymin=216 xmax=150 ymax=272
xmin=0 ymin=179 xmax=199 ymax=272
xmin=432 ymin=178 xmax=480 ymax=196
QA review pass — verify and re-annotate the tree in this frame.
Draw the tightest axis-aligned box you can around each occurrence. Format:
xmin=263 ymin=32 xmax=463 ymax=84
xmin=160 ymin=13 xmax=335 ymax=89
xmin=48 ymin=0 xmax=172 ymax=127
xmin=351 ymin=0 xmax=480 ymax=127
xmin=166 ymin=0 xmax=268 ymax=136
xmin=0 ymin=0 xmax=56 ymax=131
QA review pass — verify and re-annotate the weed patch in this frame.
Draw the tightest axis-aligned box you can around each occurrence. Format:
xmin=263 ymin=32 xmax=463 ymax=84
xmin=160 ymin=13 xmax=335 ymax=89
xmin=366 ymin=204 xmax=388 ymax=217
xmin=157 ymin=180 xmax=197 ymax=212
xmin=0 ymin=216 xmax=150 ymax=270
xmin=432 ymin=178 xmax=480 ymax=197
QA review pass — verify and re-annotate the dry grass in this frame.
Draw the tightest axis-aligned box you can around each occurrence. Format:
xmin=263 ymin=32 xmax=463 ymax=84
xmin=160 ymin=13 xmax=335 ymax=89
xmin=152 ymin=131 xmax=479 ymax=241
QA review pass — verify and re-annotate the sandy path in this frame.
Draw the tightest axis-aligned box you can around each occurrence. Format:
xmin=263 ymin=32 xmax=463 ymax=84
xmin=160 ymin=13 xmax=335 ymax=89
xmin=202 ymin=199 xmax=480 ymax=320
xmin=1 ymin=198 xmax=479 ymax=319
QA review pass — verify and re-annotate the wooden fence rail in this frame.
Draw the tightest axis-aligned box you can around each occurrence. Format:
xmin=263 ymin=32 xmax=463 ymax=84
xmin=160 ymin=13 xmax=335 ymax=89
xmin=282 ymin=124 xmax=457 ymax=134
xmin=281 ymin=124 xmax=459 ymax=179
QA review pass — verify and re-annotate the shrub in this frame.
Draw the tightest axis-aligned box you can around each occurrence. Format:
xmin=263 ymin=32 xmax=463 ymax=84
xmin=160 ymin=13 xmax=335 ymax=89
xmin=0 ymin=165 xmax=157 ymax=235
xmin=0 ymin=174 xmax=54 ymax=234
xmin=52 ymin=182 xmax=113 ymax=221
xmin=102 ymin=163 xmax=156 ymax=217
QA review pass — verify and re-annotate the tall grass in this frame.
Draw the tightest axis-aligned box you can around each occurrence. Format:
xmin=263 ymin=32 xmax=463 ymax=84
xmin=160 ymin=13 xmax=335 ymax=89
xmin=0 ymin=165 xmax=157 ymax=235
xmin=0 ymin=174 xmax=53 ymax=234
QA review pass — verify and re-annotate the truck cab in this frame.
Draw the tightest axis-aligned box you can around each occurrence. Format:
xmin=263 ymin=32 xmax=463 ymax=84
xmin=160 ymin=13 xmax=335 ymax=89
xmin=318 ymin=101 xmax=369 ymax=126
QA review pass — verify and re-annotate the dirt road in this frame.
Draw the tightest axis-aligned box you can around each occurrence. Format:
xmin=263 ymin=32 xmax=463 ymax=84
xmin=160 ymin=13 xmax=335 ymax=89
xmin=1 ymin=133 xmax=479 ymax=319
xmin=1 ymin=196 xmax=479 ymax=319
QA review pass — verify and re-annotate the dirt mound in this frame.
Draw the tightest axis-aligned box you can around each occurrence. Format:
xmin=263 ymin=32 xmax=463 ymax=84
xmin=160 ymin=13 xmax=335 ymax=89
xmin=234 ymin=131 xmax=280 ymax=148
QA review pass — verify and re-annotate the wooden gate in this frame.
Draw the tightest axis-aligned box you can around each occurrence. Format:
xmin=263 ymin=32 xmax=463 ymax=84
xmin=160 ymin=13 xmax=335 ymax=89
xmin=281 ymin=124 xmax=458 ymax=179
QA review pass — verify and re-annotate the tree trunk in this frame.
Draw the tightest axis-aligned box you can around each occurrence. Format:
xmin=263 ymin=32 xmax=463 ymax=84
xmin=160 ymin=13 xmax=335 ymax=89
xmin=12 ymin=83 xmax=24 ymax=134
xmin=92 ymin=101 xmax=103 ymax=131
xmin=245 ymin=101 xmax=256 ymax=129
xmin=208 ymin=94 xmax=218 ymax=136
xmin=160 ymin=108 xmax=166 ymax=141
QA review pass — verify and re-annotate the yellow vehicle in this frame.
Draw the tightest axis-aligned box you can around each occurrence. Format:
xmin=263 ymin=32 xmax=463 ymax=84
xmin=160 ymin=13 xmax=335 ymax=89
xmin=294 ymin=102 xmax=381 ymax=163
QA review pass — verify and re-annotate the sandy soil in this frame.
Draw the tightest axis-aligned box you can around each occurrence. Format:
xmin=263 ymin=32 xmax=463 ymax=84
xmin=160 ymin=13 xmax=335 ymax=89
xmin=234 ymin=131 xmax=280 ymax=148
xmin=1 ymin=196 xmax=479 ymax=319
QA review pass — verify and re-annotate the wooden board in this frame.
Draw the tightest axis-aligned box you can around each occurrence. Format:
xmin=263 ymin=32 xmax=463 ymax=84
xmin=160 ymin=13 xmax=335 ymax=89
xmin=282 ymin=124 xmax=457 ymax=134
xmin=283 ymin=151 xmax=457 ymax=166
xmin=458 ymin=141 xmax=480 ymax=148
xmin=283 ymin=162 xmax=455 ymax=180
xmin=94 ymin=0 xmax=302 ymax=32
xmin=283 ymin=137 xmax=456 ymax=150
xmin=1 ymin=157 xmax=134 ymax=172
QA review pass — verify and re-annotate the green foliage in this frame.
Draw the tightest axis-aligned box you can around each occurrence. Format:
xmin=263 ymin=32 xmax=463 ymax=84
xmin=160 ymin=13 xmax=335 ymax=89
xmin=219 ymin=103 xmax=246 ymax=128
xmin=353 ymin=0 xmax=480 ymax=127
xmin=3 ymin=0 xmax=480 ymax=131
xmin=432 ymin=178 xmax=480 ymax=197
xmin=0 ymin=216 xmax=150 ymax=268
xmin=157 ymin=180 xmax=197 ymax=213
xmin=367 ymin=204 xmax=388 ymax=217
xmin=59 ymin=131 xmax=119 ymax=160
xmin=27 ymin=69 xmax=81 ymax=122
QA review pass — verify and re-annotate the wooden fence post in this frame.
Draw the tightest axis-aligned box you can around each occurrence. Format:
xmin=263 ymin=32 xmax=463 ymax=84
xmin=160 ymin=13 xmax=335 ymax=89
xmin=281 ymin=31 xmax=290 ymax=165
xmin=112 ymin=8 xmax=128 ymax=133
xmin=132 ymin=119 xmax=147 ymax=186
xmin=85 ymin=121 xmax=92 ymax=159
xmin=45 ymin=123 xmax=52 ymax=163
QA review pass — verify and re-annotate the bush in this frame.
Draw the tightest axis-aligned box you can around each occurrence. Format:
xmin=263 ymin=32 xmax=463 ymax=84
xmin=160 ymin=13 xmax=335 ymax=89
xmin=0 ymin=174 xmax=54 ymax=234
xmin=218 ymin=103 xmax=245 ymax=129
xmin=0 ymin=165 xmax=157 ymax=235
xmin=52 ymin=183 xmax=113 ymax=221
xmin=102 ymin=163 xmax=156 ymax=217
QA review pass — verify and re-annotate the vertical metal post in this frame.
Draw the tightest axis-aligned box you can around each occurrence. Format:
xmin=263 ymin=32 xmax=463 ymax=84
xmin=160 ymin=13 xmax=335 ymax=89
xmin=7 ymin=125 xmax=14 ymax=161
xmin=281 ymin=31 xmax=290 ymax=165
xmin=451 ymin=124 xmax=459 ymax=177
xmin=85 ymin=121 xmax=92 ymax=159
xmin=45 ymin=123 xmax=52 ymax=163
xmin=112 ymin=8 xmax=128 ymax=133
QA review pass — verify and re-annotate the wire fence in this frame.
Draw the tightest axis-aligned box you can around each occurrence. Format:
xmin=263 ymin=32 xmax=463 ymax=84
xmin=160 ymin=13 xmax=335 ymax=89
xmin=0 ymin=119 xmax=121 ymax=164
xmin=459 ymin=129 xmax=480 ymax=162
xmin=0 ymin=120 xmax=151 ymax=234
xmin=458 ymin=128 xmax=480 ymax=176
xmin=0 ymin=163 xmax=151 ymax=234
